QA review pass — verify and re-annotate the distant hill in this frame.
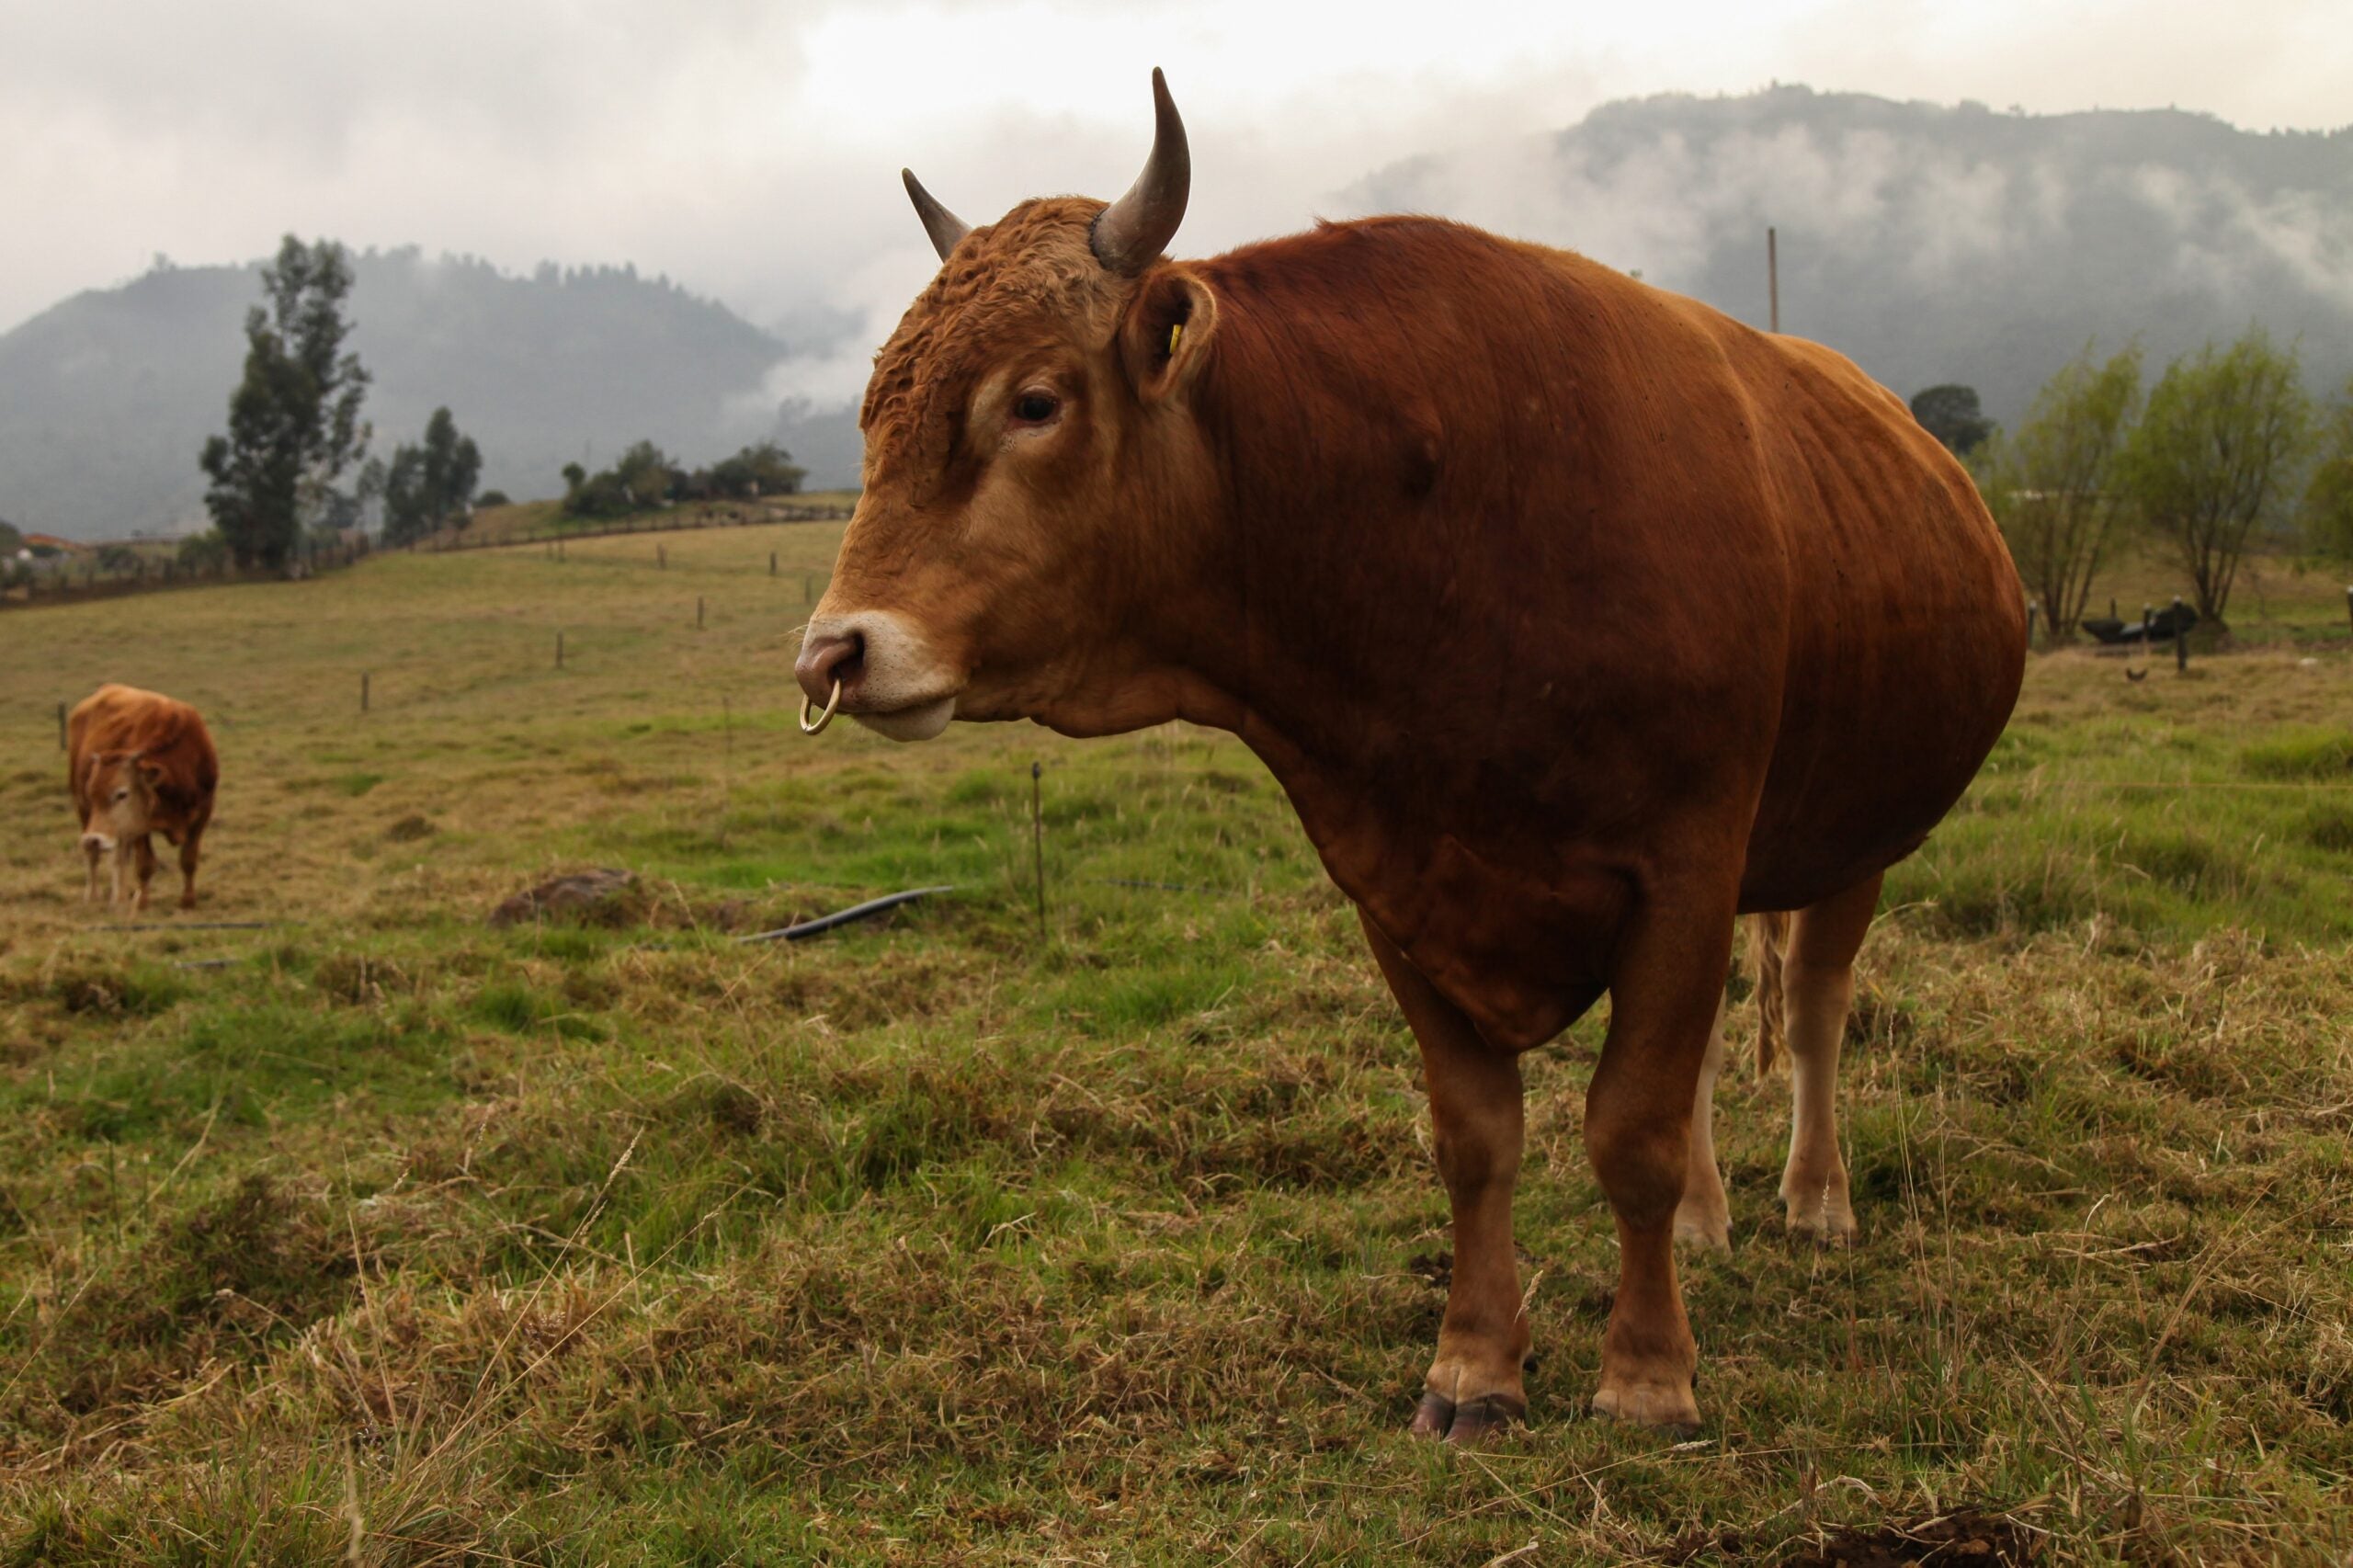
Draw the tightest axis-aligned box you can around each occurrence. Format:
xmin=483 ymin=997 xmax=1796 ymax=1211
xmin=0 ymin=250 xmax=861 ymax=540
xmin=6 ymin=88 xmax=2347 ymax=540
xmin=1351 ymin=86 xmax=2353 ymax=426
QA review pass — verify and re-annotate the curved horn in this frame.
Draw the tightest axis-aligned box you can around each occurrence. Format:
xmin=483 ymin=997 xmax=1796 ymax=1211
xmin=1090 ymin=67 xmax=1189 ymax=275
xmin=902 ymin=168 xmax=971 ymax=261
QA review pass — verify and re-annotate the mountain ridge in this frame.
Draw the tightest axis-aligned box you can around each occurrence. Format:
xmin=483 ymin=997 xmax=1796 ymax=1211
xmin=6 ymin=85 xmax=2347 ymax=541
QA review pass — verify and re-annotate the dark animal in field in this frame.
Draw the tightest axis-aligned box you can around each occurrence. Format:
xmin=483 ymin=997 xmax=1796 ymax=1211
xmin=67 ymin=683 xmax=219 ymax=912
xmin=2082 ymin=603 xmax=2198 ymax=644
xmin=794 ymin=71 xmax=2026 ymax=1438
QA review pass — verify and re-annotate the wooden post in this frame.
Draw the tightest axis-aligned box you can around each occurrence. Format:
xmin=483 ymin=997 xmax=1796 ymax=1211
xmin=58 ymin=700 xmax=68 ymax=750
xmin=1030 ymin=761 xmax=1046 ymax=935
xmin=361 ymin=672 xmax=370 ymax=712
xmin=770 ymin=551 xmax=779 ymax=577
xmin=556 ymin=631 xmax=565 ymax=669
xmin=2345 ymin=585 xmax=2352 ymax=635
xmin=2025 ymin=600 xmax=2039 ymax=650
xmin=1767 ymin=226 xmax=1779 ymax=334
xmin=658 ymin=545 xmax=666 ymax=571
xmin=2174 ymin=597 xmax=2188 ymax=672
xmin=697 ymin=596 xmax=705 ymax=630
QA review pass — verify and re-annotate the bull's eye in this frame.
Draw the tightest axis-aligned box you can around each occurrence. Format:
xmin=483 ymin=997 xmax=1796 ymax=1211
xmin=1013 ymin=392 xmax=1060 ymax=424
xmin=112 ymin=790 xmax=128 ymax=801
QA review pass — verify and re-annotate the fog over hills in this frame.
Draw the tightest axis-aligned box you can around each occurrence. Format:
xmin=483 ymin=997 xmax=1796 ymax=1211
xmin=4 ymin=85 xmax=2347 ymax=541
xmin=1351 ymin=86 xmax=2353 ymax=423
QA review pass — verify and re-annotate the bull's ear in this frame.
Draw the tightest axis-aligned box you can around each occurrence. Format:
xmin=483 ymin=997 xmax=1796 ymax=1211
xmin=1118 ymin=267 xmax=1217 ymax=405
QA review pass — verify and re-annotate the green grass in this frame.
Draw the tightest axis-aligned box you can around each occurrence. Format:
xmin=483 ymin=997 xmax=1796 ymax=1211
xmin=0 ymin=525 xmax=2349 ymax=1562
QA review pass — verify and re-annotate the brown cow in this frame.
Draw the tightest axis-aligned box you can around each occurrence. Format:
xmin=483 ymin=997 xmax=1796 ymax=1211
xmin=67 ymin=683 xmax=219 ymax=912
xmin=794 ymin=72 xmax=2025 ymax=1438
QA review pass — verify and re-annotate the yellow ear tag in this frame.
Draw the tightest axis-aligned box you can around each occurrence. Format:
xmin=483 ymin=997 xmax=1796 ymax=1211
xmin=1168 ymin=322 xmax=1184 ymax=358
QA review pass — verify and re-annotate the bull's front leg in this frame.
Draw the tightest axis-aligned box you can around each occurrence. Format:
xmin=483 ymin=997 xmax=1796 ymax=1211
xmin=83 ymin=835 xmax=105 ymax=903
xmin=1359 ymin=912 xmax=1530 ymax=1444
xmin=1586 ymin=887 xmax=1737 ymax=1434
xmin=131 ymin=835 xmax=158 ymax=914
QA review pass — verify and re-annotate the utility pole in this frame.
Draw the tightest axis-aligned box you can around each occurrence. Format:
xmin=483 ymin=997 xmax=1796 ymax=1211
xmin=1768 ymin=226 xmax=1779 ymax=334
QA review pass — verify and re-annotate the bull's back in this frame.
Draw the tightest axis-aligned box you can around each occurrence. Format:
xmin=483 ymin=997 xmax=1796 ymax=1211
xmin=66 ymin=685 xmax=221 ymax=821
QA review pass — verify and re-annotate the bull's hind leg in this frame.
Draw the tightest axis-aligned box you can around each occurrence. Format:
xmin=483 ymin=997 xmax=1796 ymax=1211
xmin=1671 ymin=994 xmax=1732 ymax=1253
xmin=177 ymin=824 xmax=204 ymax=910
xmin=1586 ymin=884 xmax=1737 ymax=1434
xmin=1360 ymin=912 xmax=1531 ymax=1444
xmin=1779 ymin=871 xmax=1883 ymax=1244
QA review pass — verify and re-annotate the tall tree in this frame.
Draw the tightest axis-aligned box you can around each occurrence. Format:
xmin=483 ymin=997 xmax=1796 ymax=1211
xmin=1910 ymin=384 xmax=1995 ymax=457
xmin=198 ymin=236 xmax=371 ymax=569
xmin=2120 ymin=328 xmax=2313 ymax=626
xmin=1978 ymin=344 xmax=2143 ymax=641
xmin=418 ymin=407 xmax=484 ymax=529
xmin=378 ymin=408 xmax=485 ymax=545
xmin=2302 ymin=376 xmax=2353 ymax=559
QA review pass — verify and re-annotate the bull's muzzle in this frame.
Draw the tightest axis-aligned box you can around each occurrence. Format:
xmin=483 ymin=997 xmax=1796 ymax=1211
xmin=80 ymin=832 xmax=113 ymax=854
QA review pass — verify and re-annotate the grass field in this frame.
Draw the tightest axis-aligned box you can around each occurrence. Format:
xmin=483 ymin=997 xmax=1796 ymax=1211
xmin=0 ymin=524 xmax=2349 ymax=1564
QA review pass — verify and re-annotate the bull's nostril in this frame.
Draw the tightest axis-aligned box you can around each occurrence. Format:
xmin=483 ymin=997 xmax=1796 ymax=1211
xmin=795 ymin=627 xmax=869 ymax=705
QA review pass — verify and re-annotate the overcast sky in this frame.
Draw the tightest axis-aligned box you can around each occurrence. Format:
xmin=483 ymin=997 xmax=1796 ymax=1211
xmin=5 ymin=0 xmax=2347 ymax=392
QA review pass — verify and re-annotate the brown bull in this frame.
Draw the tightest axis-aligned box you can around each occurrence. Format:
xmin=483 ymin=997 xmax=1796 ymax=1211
xmin=795 ymin=72 xmax=2025 ymax=1437
xmin=67 ymin=683 xmax=219 ymax=912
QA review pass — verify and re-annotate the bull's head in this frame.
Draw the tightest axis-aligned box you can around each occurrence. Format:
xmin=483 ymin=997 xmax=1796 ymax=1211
xmin=79 ymin=750 xmax=162 ymax=854
xmin=794 ymin=70 xmax=1229 ymax=742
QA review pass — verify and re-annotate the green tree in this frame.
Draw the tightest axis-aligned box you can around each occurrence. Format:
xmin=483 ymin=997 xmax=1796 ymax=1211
xmin=615 ymin=440 xmax=674 ymax=508
xmin=419 ymin=407 xmax=484 ymax=530
xmin=1910 ymin=384 xmax=1995 ymax=457
xmin=2302 ymin=376 xmax=2353 ymax=559
xmin=1977 ymin=343 xmax=2143 ymax=641
xmin=198 ymin=236 xmax=371 ymax=570
xmin=0 ymin=517 xmax=22 ymax=555
xmin=377 ymin=408 xmax=486 ymax=545
xmin=710 ymin=440 xmax=807 ymax=497
xmin=2120 ymin=328 xmax=2313 ymax=626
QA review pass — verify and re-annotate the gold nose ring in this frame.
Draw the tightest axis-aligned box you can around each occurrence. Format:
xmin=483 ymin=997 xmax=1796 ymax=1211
xmin=799 ymin=676 xmax=843 ymax=735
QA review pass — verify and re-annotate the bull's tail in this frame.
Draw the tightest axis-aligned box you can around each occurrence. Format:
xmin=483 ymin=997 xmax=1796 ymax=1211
xmin=1747 ymin=910 xmax=1792 ymax=1074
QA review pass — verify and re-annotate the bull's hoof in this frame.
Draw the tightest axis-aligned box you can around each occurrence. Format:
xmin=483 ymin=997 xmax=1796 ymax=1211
xmin=1590 ymin=1376 xmax=1700 ymax=1436
xmin=1413 ymin=1389 xmax=1527 ymax=1445
xmin=1782 ymin=1189 xmax=1858 ymax=1246
xmin=1672 ymin=1199 xmax=1733 ymax=1255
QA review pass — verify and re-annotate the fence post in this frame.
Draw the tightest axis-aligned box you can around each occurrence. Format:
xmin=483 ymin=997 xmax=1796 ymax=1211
xmin=556 ymin=631 xmax=565 ymax=669
xmin=361 ymin=672 xmax=370 ymax=712
xmin=770 ymin=551 xmax=778 ymax=577
xmin=1030 ymin=761 xmax=1046 ymax=935
xmin=2345 ymin=585 xmax=2352 ymax=635
xmin=2173 ymin=597 xmax=2188 ymax=672
xmin=58 ymin=700 xmax=67 ymax=750
xmin=2025 ymin=600 xmax=2039 ymax=650
xmin=658 ymin=545 xmax=666 ymax=571
xmin=697 ymin=596 xmax=705 ymax=630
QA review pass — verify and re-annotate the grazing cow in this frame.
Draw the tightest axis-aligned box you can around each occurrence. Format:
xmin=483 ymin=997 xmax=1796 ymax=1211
xmin=795 ymin=73 xmax=2025 ymax=1438
xmin=67 ymin=684 xmax=219 ymax=912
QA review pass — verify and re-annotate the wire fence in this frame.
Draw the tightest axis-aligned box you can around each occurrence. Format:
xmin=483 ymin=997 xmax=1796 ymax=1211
xmin=0 ymin=540 xmax=372 ymax=612
xmin=411 ymin=501 xmax=851 ymax=555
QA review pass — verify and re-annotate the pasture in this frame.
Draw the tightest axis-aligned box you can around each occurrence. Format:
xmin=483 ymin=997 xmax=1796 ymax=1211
xmin=0 ymin=520 xmax=2348 ymax=1564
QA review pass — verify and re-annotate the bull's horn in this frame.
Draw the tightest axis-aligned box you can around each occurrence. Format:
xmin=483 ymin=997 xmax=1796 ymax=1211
xmin=902 ymin=169 xmax=971 ymax=262
xmin=1090 ymin=67 xmax=1189 ymax=276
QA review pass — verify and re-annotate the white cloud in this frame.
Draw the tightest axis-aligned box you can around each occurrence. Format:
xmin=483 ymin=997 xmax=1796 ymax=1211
xmin=3 ymin=0 xmax=2347 ymax=394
